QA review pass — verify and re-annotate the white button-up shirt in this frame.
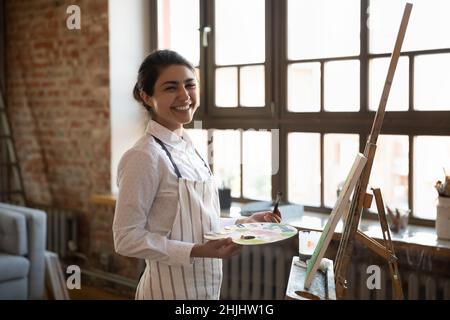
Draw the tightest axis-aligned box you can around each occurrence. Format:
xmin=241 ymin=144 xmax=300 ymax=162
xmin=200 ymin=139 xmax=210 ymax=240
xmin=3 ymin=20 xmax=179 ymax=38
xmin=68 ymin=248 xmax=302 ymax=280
xmin=113 ymin=120 xmax=236 ymax=267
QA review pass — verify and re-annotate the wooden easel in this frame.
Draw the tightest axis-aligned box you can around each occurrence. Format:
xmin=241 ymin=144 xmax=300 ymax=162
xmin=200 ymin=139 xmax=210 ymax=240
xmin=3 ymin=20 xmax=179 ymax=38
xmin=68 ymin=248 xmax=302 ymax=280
xmin=351 ymin=187 xmax=404 ymax=299
xmin=334 ymin=3 xmax=413 ymax=300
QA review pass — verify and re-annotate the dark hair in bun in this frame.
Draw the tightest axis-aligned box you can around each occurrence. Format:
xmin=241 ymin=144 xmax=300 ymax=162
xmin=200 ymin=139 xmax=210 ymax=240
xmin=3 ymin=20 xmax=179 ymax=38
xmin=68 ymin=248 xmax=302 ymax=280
xmin=133 ymin=49 xmax=195 ymax=113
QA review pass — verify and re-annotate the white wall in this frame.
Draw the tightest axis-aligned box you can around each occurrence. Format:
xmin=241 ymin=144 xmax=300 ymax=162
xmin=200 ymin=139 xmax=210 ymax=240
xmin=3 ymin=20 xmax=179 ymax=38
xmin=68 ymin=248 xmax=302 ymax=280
xmin=109 ymin=0 xmax=151 ymax=193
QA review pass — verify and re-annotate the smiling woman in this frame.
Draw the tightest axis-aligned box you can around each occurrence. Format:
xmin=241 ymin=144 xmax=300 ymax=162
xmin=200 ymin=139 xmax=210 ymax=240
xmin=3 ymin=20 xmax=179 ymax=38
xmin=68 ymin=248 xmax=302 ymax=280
xmin=113 ymin=49 xmax=281 ymax=300
xmin=141 ymin=65 xmax=198 ymax=132
xmin=132 ymin=50 xmax=199 ymax=133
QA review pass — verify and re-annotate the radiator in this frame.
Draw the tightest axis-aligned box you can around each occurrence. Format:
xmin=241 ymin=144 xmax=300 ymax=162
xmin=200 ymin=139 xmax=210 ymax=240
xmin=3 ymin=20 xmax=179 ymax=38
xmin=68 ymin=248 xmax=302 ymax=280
xmin=345 ymin=263 xmax=450 ymax=300
xmin=43 ymin=207 xmax=78 ymax=259
xmin=220 ymin=243 xmax=297 ymax=300
xmin=221 ymin=244 xmax=450 ymax=300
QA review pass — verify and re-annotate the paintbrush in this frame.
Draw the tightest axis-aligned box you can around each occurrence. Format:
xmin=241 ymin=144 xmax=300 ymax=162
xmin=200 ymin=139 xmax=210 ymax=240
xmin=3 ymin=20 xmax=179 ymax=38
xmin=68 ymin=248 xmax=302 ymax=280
xmin=273 ymin=191 xmax=283 ymax=217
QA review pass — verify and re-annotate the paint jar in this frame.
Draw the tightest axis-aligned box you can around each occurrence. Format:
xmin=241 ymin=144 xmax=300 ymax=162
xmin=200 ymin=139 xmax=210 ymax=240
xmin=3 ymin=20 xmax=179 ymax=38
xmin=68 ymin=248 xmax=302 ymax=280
xmin=218 ymin=188 xmax=231 ymax=210
xmin=298 ymin=231 xmax=320 ymax=262
xmin=436 ymin=196 xmax=450 ymax=240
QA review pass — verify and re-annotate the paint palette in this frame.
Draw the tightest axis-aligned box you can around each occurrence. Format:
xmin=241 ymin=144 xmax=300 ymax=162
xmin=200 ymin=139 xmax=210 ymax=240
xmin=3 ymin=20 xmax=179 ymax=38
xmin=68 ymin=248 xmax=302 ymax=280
xmin=204 ymin=222 xmax=298 ymax=245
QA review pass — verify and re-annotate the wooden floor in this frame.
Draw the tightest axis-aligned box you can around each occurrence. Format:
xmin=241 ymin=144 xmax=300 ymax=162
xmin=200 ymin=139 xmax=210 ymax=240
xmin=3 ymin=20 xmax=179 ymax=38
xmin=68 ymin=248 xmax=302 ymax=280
xmin=67 ymin=285 xmax=131 ymax=300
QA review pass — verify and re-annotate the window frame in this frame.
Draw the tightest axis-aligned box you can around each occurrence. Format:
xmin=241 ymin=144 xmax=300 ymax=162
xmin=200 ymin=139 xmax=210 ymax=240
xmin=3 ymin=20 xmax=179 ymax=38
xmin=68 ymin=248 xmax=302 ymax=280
xmin=151 ymin=0 xmax=450 ymax=226
xmin=204 ymin=0 xmax=275 ymax=118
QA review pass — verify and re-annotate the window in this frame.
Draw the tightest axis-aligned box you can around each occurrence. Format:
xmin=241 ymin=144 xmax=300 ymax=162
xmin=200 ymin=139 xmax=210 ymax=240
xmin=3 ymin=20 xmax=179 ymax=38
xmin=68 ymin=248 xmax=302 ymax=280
xmin=287 ymin=63 xmax=320 ymax=112
xmin=324 ymin=60 xmax=360 ymax=112
xmin=154 ymin=0 xmax=450 ymax=224
xmin=215 ymin=68 xmax=238 ymax=108
xmin=369 ymin=135 xmax=409 ymax=212
xmin=242 ymin=131 xmax=272 ymax=200
xmin=415 ymin=54 xmax=450 ymax=111
xmin=212 ymin=130 xmax=241 ymax=197
xmin=205 ymin=129 xmax=272 ymax=200
xmin=213 ymin=0 xmax=267 ymax=112
xmin=215 ymin=0 xmax=265 ymax=66
xmin=369 ymin=57 xmax=409 ymax=111
xmin=369 ymin=0 xmax=450 ymax=53
xmin=157 ymin=0 xmax=200 ymax=66
xmin=414 ymin=136 xmax=450 ymax=219
xmin=287 ymin=0 xmax=360 ymax=59
xmin=324 ymin=134 xmax=359 ymax=207
xmin=287 ymin=132 xmax=321 ymax=206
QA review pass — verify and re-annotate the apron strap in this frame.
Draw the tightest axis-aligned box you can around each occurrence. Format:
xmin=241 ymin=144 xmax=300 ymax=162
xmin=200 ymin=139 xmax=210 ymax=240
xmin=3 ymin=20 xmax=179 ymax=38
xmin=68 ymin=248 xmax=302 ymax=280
xmin=194 ymin=149 xmax=212 ymax=176
xmin=152 ymin=135 xmax=212 ymax=178
xmin=152 ymin=135 xmax=183 ymax=179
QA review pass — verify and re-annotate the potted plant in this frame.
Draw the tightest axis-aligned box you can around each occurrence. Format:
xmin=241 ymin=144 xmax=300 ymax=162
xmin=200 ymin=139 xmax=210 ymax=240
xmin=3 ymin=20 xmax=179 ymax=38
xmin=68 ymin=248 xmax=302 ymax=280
xmin=218 ymin=177 xmax=232 ymax=210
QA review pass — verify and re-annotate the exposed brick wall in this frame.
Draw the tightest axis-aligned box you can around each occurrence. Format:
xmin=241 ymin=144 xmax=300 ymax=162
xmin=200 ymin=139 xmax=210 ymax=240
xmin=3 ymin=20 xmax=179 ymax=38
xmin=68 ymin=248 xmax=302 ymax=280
xmin=5 ymin=0 xmax=110 ymax=210
xmin=3 ymin=0 xmax=139 ymax=283
xmin=89 ymin=203 xmax=142 ymax=280
xmin=5 ymin=0 xmax=142 ymax=290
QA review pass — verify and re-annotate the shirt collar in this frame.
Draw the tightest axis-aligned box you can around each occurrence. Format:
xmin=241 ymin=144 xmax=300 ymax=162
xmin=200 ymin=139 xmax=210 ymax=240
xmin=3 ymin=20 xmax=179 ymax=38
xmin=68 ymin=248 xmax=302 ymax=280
xmin=145 ymin=119 xmax=194 ymax=153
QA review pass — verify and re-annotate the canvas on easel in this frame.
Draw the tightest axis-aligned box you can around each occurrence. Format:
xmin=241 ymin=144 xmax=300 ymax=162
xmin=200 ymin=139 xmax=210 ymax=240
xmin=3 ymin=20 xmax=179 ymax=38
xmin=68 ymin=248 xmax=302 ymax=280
xmin=334 ymin=3 xmax=412 ymax=300
xmin=304 ymin=153 xmax=367 ymax=289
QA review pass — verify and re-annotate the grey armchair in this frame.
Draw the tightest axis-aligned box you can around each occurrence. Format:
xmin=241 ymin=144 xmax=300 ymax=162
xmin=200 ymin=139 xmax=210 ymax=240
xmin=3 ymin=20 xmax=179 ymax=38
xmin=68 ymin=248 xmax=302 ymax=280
xmin=0 ymin=202 xmax=46 ymax=299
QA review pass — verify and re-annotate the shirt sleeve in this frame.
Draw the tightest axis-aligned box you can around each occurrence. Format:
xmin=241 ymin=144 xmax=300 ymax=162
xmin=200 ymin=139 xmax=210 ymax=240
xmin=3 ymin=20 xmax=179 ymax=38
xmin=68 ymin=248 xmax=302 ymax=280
xmin=112 ymin=148 xmax=195 ymax=266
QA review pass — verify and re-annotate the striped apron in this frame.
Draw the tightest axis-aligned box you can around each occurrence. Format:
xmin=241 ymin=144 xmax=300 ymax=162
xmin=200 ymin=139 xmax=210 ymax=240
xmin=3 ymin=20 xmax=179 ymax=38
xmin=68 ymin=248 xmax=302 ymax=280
xmin=135 ymin=136 xmax=223 ymax=300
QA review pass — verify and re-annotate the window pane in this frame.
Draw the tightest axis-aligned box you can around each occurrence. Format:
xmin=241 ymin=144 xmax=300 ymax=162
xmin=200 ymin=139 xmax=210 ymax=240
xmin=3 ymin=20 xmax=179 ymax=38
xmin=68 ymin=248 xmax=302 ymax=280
xmin=369 ymin=135 xmax=409 ymax=212
xmin=287 ymin=63 xmax=321 ymax=112
xmin=213 ymin=130 xmax=241 ymax=198
xmin=215 ymin=67 xmax=238 ymax=107
xmin=414 ymin=136 xmax=450 ymax=220
xmin=369 ymin=57 xmax=409 ymax=111
xmin=324 ymin=60 xmax=360 ymax=111
xmin=288 ymin=133 xmax=321 ymax=206
xmin=414 ymin=54 xmax=450 ymax=111
xmin=157 ymin=0 xmax=200 ymax=66
xmin=215 ymin=0 xmax=265 ymax=65
xmin=369 ymin=0 xmax=450 ymax=54
xmin=288 ymin=0 xmax=360 ymax=60
xmin=324 ymin=134 xmax=359 ymax=208
xmin=185 ymin=129 xmax=208 ymax=161
xmin=243 ymin=131 xmax=271 ymax=200
xmin=240 ymin=65 xmax=265 ymax=107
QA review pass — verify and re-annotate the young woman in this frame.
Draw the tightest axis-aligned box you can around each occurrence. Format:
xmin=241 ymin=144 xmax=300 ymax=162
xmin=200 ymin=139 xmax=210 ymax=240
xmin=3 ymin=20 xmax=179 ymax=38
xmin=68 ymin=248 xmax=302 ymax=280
xmin=112 ymin=50 xmax=281 ymax=300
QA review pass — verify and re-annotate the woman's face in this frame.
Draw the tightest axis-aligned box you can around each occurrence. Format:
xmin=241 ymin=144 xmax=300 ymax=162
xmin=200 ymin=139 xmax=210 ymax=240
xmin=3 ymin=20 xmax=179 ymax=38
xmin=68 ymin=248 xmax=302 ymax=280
xmin=145 ymin=64 xmax=199 ymax=132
